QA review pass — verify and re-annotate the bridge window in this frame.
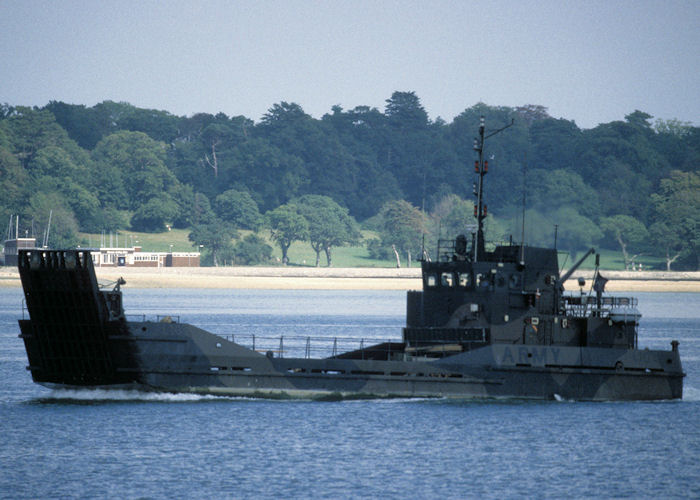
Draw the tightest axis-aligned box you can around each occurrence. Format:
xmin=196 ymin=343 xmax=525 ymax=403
xmin=425 ymin=274 xmax=437 ymax=287
xmin=458 ymin=273 xmax=471 ymax=288
xmin=441 ymin=272 xmax=454 ymax=287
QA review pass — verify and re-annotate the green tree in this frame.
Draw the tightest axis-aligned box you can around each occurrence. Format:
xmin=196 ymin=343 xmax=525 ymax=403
xmin=169 ymin=184 xmax=196 ymax=229
xmin=601 ymin=215 xmax=649 ymax=270
xmin=385 ymin=91 xmax=429 ymax=129
xmin=2 ymin=107 xmax=85 ymax=169
xmin=383 ymin=91 xmax=448 ymax=207
xmin=219 ymin=138 xmax=308 ymax=211
xmin=257 ymin=101 xmax=362 ymax=212
xmin=528 ymin=117 xmax=580 ymax=171
xmin=130 ymin=194 xmax=179 ymax=232
xmin=266 ymin=203 xmax=309 ymax=265
xmin=215 ymin=190 xmax=263 ymax=230
xmin=588 ymin=158 xmax=653 ymax=218
xmin=53 ymin=100 xmax=183 ymax=145
xmin=652 ymin=118 xmax=698 ymax=172
xmin=44 ymin=101 xmax=114 ymax=149
xmin=56 ymin=178 xmax=102 ymax=232
xmin=28 ymin=144 xmax=85 ymax=180
xmin=0 ymin=107 xmax=97 ymax=232
xmin=625 ymin=110 xmax=654 ymax=129
xmin=648 ymin=222 xmax=684 ymax=271
xmin=91 ymin=131 xmax=178 ymax=210
xmin=90 ymin=207 xmax=128 ymax=233
xmin=117 ymin=105 xmax=181 ymax=143
xmin=575 ymin=112 xmax=670 ymax=220
xmin=295 ymin=195 xmax=361 ymax=267
xmin=188 ymin=219 xmax=237 ymax=267
xmin=232 ymin=234 xmax=273 ymax=265
xmin=378 ymin=200 xmax=427 ymax=267
xmin=322 ymin=104 xmax=404 ymax=218
xmin=187 ymin=192 xmax=216 ymax=227
xmin=27 ymin=146 xmax=102 ymax=231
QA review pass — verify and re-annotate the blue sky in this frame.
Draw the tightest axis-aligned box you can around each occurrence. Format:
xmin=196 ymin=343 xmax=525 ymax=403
xmin=1 ymin=0 xmax=698 ymax=128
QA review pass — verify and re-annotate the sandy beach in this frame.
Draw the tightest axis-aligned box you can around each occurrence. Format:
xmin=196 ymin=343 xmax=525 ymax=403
xmin=2 ymin=266 xmax=699 ymax=292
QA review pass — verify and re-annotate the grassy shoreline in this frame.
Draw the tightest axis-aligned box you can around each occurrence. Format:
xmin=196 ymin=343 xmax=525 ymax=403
xmin=1 ymin=266 xmax=699 ymax=292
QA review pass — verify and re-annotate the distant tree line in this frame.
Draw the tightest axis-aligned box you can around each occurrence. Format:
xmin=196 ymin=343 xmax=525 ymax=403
xmin=0 ymin=94 xmax=698 ymax=269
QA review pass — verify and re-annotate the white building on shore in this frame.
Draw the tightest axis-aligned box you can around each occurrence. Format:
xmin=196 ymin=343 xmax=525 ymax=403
xmin=90 ymin=246 xmax=200 ymax=267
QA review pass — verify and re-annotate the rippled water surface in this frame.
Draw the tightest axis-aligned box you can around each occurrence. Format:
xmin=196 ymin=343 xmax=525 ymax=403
xmin=1 ymin=288 xmax=699 ymax=499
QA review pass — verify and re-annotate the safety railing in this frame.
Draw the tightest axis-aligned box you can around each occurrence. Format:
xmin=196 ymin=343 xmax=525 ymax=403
xmin=563 ymin=294 xmax=638 ymax=318
xmin=217 ymin=333 xmax=402 ymax=360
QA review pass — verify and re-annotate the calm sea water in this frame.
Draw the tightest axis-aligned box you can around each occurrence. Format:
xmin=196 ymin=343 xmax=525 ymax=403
xmin=1 ymin=288 xmax=699 ymax=499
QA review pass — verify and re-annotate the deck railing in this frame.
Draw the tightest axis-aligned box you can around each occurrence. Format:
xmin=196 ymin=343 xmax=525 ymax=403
xmin=563 ymin=294 xmax=638 ymax=318
xmin=217 ymin=333 xmax=404 ymax=360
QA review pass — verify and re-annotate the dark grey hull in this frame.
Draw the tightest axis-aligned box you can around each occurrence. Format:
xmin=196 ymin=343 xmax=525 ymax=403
xmin=135 ymin=363 xmax=684 ymax=402
xmin=35 ymin=320 xmax=679 ymax=401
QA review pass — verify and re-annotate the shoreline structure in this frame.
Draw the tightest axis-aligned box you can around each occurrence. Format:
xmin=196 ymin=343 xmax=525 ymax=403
xmin=1 ymin=266 xmax=699 ymax=292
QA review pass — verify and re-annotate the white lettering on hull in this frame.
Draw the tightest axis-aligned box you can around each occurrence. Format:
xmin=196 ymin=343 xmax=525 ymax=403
xmin=499 ymin=346 xmax=561 ymax=366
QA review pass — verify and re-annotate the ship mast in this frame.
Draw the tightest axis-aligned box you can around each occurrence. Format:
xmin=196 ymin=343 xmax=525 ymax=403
xmin=472 ymin=116 xmax=513 ymax=262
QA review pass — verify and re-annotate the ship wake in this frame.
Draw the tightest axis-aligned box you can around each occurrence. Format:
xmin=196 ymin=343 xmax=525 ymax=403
xmin=34 ymin=389 xmax=235 ymax=403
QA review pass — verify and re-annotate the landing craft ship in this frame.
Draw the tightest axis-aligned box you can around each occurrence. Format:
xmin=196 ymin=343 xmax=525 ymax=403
xmin=18 ymin=119 xmax=684 ymax=400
